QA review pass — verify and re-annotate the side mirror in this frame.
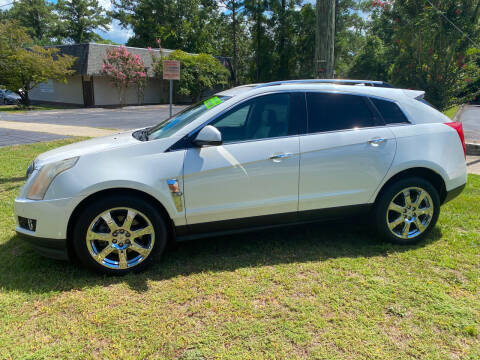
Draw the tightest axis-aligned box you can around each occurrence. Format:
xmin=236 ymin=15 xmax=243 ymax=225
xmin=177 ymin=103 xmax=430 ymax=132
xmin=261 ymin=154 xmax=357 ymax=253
xmin=193 ymin=125 xmax=222 ymax=147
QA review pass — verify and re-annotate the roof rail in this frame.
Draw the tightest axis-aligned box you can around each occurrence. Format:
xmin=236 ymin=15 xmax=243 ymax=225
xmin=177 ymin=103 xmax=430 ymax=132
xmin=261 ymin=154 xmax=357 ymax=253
xmin=254 ymin=79 xmax=394 ymax=88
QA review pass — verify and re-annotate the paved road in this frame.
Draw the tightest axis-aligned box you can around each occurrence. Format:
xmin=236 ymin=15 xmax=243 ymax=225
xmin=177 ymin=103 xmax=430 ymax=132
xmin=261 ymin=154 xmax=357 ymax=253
xmin=459 ymin=105 xmax=480 ymax=144
xmin=0 ymin=104 xmax=187 ymax=131
xmin=0 ymin=128 xmax=69 ymax=147
xmin=0 ymin=104 xmax=187 ymax=147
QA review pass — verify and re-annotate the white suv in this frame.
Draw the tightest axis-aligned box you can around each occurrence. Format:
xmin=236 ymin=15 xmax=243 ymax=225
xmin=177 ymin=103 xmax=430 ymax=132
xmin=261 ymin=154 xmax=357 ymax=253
xmin=14 ymin=80 xmax=467 ymax=274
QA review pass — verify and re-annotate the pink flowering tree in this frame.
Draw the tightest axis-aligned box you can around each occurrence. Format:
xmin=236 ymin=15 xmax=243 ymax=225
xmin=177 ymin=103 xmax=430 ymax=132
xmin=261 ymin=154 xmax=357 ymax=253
xmin=101 ymin=46 xmax=147 ymax=106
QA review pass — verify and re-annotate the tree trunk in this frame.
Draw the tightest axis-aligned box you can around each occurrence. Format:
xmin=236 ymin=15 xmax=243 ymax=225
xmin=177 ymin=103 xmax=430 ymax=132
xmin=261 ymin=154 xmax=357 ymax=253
xmin=315 ymin=0 xmax=336 ymax=79
xmin=278 ymin=0 xmax=287 ymax=79
xmin=232 ymin=1 xmax=238 ymax=85
xmin=256 ymin=2 xmax=261 ymax=82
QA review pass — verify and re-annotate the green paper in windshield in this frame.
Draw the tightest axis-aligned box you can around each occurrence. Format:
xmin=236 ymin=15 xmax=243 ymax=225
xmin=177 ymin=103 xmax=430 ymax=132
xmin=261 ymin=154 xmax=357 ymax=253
xmin=204 ymin=96 xmax=223 ymax=109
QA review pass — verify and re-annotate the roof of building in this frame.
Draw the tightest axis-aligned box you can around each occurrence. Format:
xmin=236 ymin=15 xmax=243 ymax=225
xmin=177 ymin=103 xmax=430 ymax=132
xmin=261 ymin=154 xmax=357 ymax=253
xmin=49 ymin=43 xmax=233 ymax=78
xmin=49 ymin=43 xmax=174 ymax=77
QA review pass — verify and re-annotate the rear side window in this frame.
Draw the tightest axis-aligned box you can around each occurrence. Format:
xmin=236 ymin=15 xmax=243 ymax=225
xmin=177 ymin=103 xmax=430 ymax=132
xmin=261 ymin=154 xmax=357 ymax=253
xmin=371 ymin=98 xmax=409 ymax=124
xmin=306 ymin=92 xmax=375 ymax=133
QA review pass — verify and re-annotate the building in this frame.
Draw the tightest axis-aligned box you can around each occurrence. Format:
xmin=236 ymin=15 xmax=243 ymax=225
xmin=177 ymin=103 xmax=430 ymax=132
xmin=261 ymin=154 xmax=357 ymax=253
xmin=29 ymin=43 xmax=232 ymax=107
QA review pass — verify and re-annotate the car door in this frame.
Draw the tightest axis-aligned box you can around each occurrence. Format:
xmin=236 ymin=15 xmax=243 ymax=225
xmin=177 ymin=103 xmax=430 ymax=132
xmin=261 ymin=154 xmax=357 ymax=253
xmin=183 ymin=92 xmax=303 ymax=230
xmin=299 ymin=91 xmax=397 ymax=215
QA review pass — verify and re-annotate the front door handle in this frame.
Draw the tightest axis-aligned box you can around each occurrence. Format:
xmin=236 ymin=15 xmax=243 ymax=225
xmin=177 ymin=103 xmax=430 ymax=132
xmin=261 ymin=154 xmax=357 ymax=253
xmin=269 ymin=153 xmax=292 ymax=161
xmin=368 ymin=138 xmax=387 ymax=146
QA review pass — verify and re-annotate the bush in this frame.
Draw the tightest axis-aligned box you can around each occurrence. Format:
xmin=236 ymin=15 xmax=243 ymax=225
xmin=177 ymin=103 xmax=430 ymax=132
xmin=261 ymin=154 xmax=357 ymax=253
xmin=152 ymin=50 xmax=230 ymax=102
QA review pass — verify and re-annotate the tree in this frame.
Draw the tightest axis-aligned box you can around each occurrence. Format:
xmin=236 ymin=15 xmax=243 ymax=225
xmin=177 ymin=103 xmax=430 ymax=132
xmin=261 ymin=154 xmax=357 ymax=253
xmin=0 ymin=20 xmax=76 ymax=105
xmin=55 ymin=0 xmax=111 ymax=44
xmin=101 ymin=46 xmax=147 ymax=106
xmin=111 ymin=0 xmax=223 ymax=52
xmin=220 ymin=0 xmax=245 ymax=85
xmin=151 ymin=50 xmax=230 ymax=102
xmin=6 ymin=0 xmax=57 ymax=43
xmin=244 ymin=0 xmax=271 ymax=81
xmin=348 ymin=35 xmax=389 ymax=80
xmin=365 ymin=0 xmax=480 ymax=109
xmin=294 ymin=3 xmax=316 ymax=78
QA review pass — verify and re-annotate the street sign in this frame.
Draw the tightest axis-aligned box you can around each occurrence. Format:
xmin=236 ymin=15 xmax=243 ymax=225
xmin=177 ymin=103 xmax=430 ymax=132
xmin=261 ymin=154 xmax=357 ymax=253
xmin=163 ymin=60 xmax=180 ymax=117
xmin=163 ymin=60 xmax=180 ymax=80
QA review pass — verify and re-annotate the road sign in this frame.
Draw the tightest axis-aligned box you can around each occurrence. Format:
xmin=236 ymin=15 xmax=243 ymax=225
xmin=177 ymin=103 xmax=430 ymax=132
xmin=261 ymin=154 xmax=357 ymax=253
xmin=163 ymin=60 xmax=180 ymax=80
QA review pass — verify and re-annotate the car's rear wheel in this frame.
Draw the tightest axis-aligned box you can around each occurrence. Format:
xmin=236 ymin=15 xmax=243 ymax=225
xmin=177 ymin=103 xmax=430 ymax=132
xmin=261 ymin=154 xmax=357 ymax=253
xmin=73 ymin=195 xmax=168 ymax=275
xmin=375 ymin=177 xmax=440 ymax=244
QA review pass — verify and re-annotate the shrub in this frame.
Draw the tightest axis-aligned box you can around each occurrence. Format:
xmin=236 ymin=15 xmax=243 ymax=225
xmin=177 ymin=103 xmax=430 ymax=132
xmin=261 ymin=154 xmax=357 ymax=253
xmin=152 ymin=50 xmax=230 ymax=102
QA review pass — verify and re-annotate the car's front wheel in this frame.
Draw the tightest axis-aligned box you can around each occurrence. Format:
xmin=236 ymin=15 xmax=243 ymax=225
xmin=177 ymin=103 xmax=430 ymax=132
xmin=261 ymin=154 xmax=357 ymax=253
xmin=375 ymin=177 xmax=440 ymax=244
xmin=73 ymin=195 xmax=168 ymax=274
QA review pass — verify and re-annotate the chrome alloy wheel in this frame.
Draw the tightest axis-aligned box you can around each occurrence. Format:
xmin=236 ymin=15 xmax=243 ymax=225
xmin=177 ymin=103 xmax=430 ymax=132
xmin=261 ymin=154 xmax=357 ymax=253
xmin=86 ymin=207 xmax=155 ymax=270
xmin=386 ymin=187 xmax=434 ymax=239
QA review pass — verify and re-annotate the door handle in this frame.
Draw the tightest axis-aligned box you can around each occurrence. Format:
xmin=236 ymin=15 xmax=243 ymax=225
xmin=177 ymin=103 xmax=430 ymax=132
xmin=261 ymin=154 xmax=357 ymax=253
xmin=269 ymin=153 xmax=292 ymax=161
xmin=368 ymin=138 xmax=386 ymax=146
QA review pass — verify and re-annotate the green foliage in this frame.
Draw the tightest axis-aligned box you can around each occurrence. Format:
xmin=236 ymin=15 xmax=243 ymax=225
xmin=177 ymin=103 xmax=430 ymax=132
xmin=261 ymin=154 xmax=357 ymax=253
xmin=55 ymin=0 xmax=111 ymax=44
xmin=152 ymin=50 xmax=230 ymax=101
xmin=353 ymin=0 xmax=480 ymax=109
xmin=5 ymin=0 xmax=57 ymax=44
xmin=0 ymin=20 xmax=76 ymax=105
xmin=348 ymin=35 xmax=389 ymax=81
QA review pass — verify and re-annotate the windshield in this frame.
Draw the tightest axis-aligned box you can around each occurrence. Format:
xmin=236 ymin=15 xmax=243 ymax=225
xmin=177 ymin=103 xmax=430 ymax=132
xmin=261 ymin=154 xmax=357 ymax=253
xmin=148 ymin=95 xmax=231 ymax=140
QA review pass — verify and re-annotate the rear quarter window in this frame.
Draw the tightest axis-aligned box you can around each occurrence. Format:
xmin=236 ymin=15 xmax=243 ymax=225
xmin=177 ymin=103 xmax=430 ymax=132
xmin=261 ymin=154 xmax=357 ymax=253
xmin=371 ymin=98 xmax=410 ymax=124
xmin=306 ymin=92 xmax=375 ymax=133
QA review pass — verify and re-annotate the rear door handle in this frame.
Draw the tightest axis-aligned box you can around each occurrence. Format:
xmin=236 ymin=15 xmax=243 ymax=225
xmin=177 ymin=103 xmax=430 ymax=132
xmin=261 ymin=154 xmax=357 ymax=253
xmin=368 ymin=138 xmax=387 ymax=146
xmin=269 ymin=153 xmax=292 ymax=161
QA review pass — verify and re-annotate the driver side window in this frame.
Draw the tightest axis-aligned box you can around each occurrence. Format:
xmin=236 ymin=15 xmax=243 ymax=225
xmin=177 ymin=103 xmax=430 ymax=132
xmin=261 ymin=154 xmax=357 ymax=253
xmin=212 ymin=93 xmax=291 ymax=144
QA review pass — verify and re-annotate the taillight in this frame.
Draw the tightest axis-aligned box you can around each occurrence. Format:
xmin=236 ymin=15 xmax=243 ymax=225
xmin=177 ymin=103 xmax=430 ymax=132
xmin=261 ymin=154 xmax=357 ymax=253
xmin=444 ymin=122 xmax=466 ymax=159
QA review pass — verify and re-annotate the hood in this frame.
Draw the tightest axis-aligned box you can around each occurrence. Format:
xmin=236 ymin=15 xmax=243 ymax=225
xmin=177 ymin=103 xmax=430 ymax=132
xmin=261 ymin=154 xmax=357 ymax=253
xmin=35 ymin=131 xmax=140 ymax=165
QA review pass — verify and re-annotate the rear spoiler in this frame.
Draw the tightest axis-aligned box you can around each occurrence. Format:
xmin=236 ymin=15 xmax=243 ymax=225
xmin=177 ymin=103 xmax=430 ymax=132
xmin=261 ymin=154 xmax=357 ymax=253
xmin=403 ymin=90 xmax=425 ymax=100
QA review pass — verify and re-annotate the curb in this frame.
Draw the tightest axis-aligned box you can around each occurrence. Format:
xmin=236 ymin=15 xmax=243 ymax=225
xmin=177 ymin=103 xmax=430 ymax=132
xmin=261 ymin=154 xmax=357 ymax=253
xmin=452 ymin=104 xmax=465 ymax=122
xmin=466 ymin=142 xmax=480 ymax=156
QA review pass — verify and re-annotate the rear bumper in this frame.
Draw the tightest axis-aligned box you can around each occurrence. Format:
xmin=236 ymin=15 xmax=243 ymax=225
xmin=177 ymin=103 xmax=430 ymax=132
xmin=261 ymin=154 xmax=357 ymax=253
xmin=16 ymin=231 xmax=69 ymax=260
xmin=443 ymin=183 xmax=466 ymax=204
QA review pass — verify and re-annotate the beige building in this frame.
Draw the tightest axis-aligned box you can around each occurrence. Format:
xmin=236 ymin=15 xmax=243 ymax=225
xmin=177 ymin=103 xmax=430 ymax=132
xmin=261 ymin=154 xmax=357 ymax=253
xmin=30 ymin=43 xmax=232 ymax=107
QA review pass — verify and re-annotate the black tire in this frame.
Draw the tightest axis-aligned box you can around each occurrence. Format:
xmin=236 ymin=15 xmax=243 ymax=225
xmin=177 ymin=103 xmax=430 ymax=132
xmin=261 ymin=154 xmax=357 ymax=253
xmin=375 ymin=177 xmax=440 ymax=245
xmin=73 ymin=194 xmax=168 ymax=275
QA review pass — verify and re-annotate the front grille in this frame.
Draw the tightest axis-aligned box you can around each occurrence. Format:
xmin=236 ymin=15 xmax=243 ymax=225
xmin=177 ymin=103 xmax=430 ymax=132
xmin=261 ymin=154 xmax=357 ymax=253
xmin=18 ymin=216 xmax=36 ymax=232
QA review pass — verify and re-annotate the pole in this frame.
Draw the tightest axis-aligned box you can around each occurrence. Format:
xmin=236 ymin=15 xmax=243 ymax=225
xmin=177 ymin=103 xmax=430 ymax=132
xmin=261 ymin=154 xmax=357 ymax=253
xmin=315 ymin=0 xmax=336 ymax=79
xmin=169 ymin=79 xmax=172 ymax=117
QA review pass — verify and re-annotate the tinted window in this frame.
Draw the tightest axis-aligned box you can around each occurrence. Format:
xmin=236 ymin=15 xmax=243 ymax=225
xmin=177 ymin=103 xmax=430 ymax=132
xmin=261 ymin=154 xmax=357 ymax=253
xmin=306 ymin=93 xmax=375 ymax=133
xmin=212 ymin=93 xmax=291 ymax=143
xmin=371 ymin=98 xmax=409 ymax=124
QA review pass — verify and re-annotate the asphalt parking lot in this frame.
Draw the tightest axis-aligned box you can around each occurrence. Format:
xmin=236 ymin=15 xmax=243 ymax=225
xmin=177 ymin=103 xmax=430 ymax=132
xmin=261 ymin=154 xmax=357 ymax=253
xmin=0 ymin=104 xmax=186 ymax=147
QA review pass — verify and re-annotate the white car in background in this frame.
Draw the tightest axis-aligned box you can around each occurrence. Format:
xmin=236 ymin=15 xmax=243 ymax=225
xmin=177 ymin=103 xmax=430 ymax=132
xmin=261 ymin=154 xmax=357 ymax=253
xmin=14 ymin=80 xmax=467 ymax=274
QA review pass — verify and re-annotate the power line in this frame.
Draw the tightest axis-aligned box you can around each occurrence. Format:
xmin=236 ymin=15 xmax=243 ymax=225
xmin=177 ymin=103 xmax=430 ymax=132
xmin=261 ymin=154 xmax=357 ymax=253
xmin=0 ymin=2 xmax=14 ymax=8
xmin=424 ymin=0 xmax=480 ymax=48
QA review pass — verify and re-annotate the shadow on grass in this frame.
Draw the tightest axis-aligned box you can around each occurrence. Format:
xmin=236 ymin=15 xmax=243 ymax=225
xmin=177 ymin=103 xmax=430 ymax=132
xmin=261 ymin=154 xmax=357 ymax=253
xmin=0 ymin=221 xmax=442 ymax=294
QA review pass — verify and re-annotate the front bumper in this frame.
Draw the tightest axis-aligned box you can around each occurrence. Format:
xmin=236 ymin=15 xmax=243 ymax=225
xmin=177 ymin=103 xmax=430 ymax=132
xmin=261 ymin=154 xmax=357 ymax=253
xmin=14 ymin=195 xmax=85 ymax=260
xmin=16 ymin=231 xmax=68 ymax=260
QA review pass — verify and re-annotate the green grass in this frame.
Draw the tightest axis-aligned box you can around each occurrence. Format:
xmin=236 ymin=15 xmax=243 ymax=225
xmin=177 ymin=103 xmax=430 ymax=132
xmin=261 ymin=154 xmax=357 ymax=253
xmin=443 ymin=105 xmax=461 ymax=119
xmin=0 ymin=139 xmax=479 ymax=359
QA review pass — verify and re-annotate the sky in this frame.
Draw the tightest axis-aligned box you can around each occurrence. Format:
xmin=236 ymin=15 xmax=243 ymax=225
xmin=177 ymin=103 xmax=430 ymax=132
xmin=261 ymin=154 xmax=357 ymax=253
xmin=0 ymin=0 xmax=133 ymax=44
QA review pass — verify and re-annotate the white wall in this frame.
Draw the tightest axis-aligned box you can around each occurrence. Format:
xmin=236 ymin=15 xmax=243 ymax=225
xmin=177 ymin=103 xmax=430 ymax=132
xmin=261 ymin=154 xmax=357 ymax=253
xmin=93 ymin=76 xmax=167 ymax=106
xmin=29 ymin=76 xmax=84 ymax=105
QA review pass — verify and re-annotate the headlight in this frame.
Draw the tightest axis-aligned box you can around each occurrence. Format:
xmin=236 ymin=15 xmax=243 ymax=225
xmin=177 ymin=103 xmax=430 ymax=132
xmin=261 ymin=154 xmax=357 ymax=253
xmin=27 ymin=157 xmax=79 ymax=200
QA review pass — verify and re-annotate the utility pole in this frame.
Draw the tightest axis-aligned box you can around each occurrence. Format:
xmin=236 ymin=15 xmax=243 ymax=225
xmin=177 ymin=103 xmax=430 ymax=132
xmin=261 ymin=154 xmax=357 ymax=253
xmin=315 ymin=0 xmax=335 ymax=79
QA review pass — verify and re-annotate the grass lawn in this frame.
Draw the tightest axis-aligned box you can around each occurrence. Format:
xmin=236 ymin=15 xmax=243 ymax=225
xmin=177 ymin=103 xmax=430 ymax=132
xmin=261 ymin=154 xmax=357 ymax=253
xmin=443 ymin=105 xmax=461 ymax=119
xmin=0 ymin=139 xmax=479 ymax=359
